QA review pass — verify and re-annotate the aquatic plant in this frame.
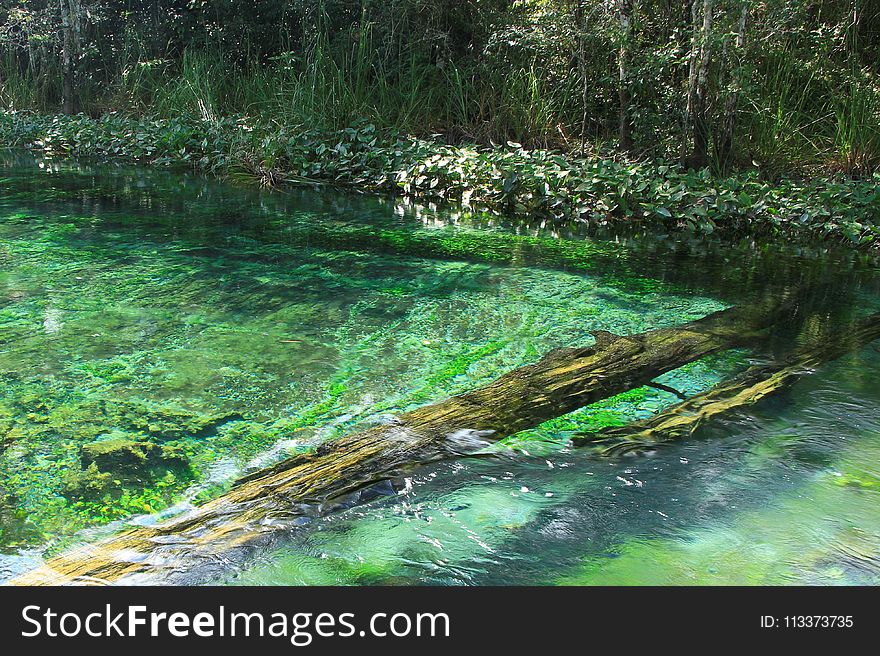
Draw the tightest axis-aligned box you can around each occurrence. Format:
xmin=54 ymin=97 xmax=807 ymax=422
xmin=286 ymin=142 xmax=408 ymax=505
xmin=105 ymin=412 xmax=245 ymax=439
xmin=1 ymin=111 xmax=879 ymax=249
xmin=0 ymin=182 xmax=730 ymax=552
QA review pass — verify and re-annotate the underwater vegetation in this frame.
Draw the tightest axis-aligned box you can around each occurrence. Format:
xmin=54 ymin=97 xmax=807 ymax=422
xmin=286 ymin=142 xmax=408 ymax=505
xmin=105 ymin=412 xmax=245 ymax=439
xmin=0 ymin=157 xmax=737 ymax=556
xmin=2 ymin=152 xmax=879 ymax=588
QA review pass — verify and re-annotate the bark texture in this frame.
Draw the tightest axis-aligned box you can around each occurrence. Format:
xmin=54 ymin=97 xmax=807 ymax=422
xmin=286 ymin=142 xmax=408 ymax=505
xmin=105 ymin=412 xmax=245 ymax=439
xmin=578 ymin=311 xmax=880 ymax=455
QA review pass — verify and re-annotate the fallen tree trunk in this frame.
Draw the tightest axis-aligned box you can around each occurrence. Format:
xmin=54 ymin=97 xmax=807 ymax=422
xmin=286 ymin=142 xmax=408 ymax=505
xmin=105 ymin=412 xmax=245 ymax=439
xmin=577 ymin=311 xmax=880 ymax=456
xmin=11 ymin=291 xmax=800 ymax=585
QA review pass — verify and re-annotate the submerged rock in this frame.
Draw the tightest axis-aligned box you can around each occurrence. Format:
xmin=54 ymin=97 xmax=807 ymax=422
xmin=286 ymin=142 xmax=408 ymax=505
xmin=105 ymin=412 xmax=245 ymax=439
xmin=80 ymin=438 xmax=188 ymax=475
xmin=63 ymin=437 xmax=192 ymax=501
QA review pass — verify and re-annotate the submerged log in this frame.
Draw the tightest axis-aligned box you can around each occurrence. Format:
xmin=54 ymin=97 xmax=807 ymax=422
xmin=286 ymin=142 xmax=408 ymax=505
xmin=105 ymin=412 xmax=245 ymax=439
xmin=577 ymin=311 xmax=880 ymax=456
xmin=11 ymin=291 xmax=801 ymax=585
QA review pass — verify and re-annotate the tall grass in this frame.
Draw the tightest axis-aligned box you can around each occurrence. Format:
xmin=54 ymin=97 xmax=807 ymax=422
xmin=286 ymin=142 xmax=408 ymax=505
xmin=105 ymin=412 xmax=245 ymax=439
xmin=834 ymin=78 xmax=880 ymax=176
xmin=0 ymin=54 xmax=61 ymax=112
xmin=106 ymin=37 xmax=574 ymax=147
xmin=740 ymin=51 xmax=880 ymax=178
xmin=122 ymin=38 xmax=445 ymax=134
xmin=151 ymin=52 xmax=224 ymax=122
xmin=740 ymin=52 xmax=833 ymax=176
xmin=95 ymin=40 xmax=880 ymax=174
xmin=2 ymin=5 xmax=878 ymax=174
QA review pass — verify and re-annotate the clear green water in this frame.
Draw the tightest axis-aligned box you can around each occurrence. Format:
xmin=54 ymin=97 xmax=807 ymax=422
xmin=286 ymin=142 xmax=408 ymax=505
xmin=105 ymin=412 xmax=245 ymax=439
xmin=0 ymin=151 xmax=878 ymax=585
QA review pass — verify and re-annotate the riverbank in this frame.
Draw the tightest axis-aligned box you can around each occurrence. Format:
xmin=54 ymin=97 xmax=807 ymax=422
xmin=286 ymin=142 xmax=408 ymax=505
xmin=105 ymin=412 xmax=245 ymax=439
xmin=2 ymin=110 xmax=879 ymax=249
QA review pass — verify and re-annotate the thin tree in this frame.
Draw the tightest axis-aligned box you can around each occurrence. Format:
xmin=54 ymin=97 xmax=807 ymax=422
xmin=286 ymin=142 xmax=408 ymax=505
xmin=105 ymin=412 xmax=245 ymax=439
xmin=682 ymin=0 xmax=713 ymax=169
xmin=58 ymin=0 xmax=82 ymax=114
xmin=717 ymin=0 xmax=749 ymax=172
xmin=617 ymin=0 xmax=634 ymax=152
xmin=576 ymin=0 xmax=589 ymax=156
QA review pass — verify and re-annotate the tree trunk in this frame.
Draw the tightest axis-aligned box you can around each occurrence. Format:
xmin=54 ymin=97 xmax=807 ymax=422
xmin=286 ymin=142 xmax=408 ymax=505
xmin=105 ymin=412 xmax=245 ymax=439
xmin=682 ymin=0 xmax=713 ymax=169
xmin=618 ymin=0 xmax=634 ymax=152
xmin=717 ymin=1 xmax=749 ymax=172
xmin=578 ymin=310 xmax=880 ymax=455
xmin=11 ymin=291 xmax=803 ymax=585
xmin=681 ymin=0 xmax=698 ymax=165
xmin=577 ymin=0 xmax=589 ymax=156
xmin=58 ymin=0 xmax=82 ymax=114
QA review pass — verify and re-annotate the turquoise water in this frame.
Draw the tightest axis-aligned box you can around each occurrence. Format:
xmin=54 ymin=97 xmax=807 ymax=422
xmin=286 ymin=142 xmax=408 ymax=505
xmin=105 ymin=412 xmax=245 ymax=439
xmin=0 ymin=151 xmax=878 ymax=585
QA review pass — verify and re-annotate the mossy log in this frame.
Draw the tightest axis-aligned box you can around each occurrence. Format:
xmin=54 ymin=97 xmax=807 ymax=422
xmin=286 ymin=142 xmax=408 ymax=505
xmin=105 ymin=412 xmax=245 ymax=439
xmin=577 ymin=311 xmax=880 ymax=456
xmin=11 ymin=291 xmax=801 ymax=585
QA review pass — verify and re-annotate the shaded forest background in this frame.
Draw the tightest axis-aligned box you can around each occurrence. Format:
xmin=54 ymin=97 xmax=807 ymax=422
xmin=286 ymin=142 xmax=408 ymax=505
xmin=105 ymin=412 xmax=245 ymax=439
xmin=0 ymin=1 xmax=878 ymax=176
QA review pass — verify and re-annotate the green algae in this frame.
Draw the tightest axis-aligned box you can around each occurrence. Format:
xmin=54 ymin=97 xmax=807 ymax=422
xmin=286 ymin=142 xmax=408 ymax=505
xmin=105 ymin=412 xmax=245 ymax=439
xmin=4 ymin=158 xmax=870 ymax=584
xmin=0 ymin=190 xmax=729 ymax=553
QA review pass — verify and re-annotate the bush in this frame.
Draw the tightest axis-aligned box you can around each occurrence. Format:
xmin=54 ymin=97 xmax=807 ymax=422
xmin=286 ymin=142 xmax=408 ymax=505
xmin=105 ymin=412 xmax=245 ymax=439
xmin=2 ymin=110 xmax=878 ymax=248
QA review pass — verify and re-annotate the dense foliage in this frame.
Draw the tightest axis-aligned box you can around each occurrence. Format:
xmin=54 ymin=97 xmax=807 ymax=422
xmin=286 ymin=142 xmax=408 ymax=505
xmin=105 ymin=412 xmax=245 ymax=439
xmin=1 ymin=2 xmax=879 ymax=248
xmin=3 ymin=110 xmax=878 ymax=247
xmin=0 ymin=1 xmax=878 ymax=175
